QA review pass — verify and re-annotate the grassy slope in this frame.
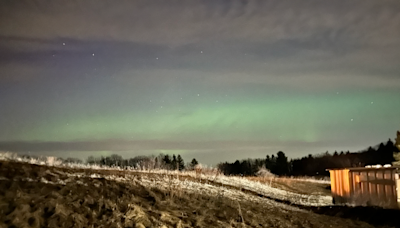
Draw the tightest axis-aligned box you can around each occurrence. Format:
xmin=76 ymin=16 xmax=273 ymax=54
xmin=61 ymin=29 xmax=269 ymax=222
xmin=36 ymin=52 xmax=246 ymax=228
xmin=246 ymin=176 xmax=331 ymax=196
xmin=1 ymin=160 xmax=394 ymax=228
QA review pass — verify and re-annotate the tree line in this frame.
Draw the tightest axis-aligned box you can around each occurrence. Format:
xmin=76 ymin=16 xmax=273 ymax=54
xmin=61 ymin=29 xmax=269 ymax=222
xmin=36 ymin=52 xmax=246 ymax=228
xmin=16 ymin=137 xmax=399 ymax=177
xmin=291 ymin=139 xmax=398 ymax=176
xmin=217 ymin=151 xmax=290 ymax=176
xmin=217 ymin=139 xmax=399 ymax=177
xmin=86 ymin=153 xmax=199 ymax=171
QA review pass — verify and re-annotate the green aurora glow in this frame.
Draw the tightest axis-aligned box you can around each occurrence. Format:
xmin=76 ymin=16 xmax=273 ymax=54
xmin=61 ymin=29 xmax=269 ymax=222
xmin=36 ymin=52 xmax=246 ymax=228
xmin=13 ymin=90 xmax=399 ymax=145
xmin=1 ymin=0 xmax=400 ymax=164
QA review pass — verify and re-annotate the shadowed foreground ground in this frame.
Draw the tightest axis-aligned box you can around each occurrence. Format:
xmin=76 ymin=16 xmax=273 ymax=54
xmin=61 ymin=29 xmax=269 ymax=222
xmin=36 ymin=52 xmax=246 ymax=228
xmin=0 ymin=161 xmax=398 ymax=228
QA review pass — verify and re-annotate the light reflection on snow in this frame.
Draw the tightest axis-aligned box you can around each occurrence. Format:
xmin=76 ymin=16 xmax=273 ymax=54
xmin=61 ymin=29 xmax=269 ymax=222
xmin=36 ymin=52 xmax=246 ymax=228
xmin=0 ymin=152 xmax=332 ymax=208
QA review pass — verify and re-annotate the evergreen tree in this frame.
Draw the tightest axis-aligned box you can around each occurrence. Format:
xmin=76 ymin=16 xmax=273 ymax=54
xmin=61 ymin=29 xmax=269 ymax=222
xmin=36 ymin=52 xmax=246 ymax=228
xmin=177 ymin=155 xmax=185 ymax=171
xmin=233 ymin=160 xmax=241 ymax=174
xmin=190 ymin=158 xmax=199 ymax=169
xmin=265 ymin=155 xmax=272 ymax=170
xmin=163 ymin=155 xmax=171 ymax=165
xmin=380 ymin=139 xmax=395 ymax=164
xmin=274 ymin=151 xmax=289 ymax=175
xmin=171 ymin=155 xmax=178 ymax=170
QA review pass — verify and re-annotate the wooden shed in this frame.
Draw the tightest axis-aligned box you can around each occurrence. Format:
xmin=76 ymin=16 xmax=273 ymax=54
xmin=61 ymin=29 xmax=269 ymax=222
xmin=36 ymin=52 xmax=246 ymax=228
xmin=329 ymin=166 xmax=400 ymax=209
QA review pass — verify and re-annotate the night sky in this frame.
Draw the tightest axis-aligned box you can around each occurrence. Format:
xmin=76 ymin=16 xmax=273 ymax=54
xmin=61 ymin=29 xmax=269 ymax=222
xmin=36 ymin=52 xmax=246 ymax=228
xmin=1 ymin=0 xmax=400 ymax=165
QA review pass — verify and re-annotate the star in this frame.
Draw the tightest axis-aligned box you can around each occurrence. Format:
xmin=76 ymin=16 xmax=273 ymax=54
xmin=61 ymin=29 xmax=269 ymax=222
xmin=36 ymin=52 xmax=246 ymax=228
xmin=351 ymin=119 xmax=353 ymax=121
xmin=92 ymin=53 xmax=95 ymax=56
xmin=197 ymin=94 xmax=200 ymax=96
xmin=200 ymin=51 xmax=203 ymax=54
xmin=62 ymin=43 xmax=65 ymax=46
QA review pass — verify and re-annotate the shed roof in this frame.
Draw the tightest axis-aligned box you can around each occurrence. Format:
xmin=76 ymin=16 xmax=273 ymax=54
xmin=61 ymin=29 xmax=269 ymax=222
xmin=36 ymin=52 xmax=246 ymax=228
xmin=327 ymin=166 xmax=400 ymax=171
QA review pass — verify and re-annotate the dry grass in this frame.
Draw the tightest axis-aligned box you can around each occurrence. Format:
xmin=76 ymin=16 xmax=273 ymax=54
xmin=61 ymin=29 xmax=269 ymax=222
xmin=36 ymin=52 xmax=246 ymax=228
xmin=246 ymin=176 xmax=331 ymax=196
xmin=1 ymin=158 xmax=399 ymax=228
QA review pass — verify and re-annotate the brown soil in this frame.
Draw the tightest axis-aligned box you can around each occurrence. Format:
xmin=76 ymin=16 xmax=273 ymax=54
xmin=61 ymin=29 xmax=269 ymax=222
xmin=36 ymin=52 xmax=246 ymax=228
xmin=0 ymin=161 xmax=398 ymax=228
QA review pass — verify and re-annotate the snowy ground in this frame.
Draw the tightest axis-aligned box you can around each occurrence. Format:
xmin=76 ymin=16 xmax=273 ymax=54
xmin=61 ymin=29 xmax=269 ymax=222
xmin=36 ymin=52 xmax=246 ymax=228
xmin=1 ymin=152 xmax=397 ymax=228
xmin=0 ymin=152 xmax=331 ymax=207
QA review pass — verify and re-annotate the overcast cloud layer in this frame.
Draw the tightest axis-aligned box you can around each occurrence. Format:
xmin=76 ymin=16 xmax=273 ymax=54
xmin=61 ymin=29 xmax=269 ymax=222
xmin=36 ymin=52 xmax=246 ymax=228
xmin=2 ymin=0 xmax=400 ymax=86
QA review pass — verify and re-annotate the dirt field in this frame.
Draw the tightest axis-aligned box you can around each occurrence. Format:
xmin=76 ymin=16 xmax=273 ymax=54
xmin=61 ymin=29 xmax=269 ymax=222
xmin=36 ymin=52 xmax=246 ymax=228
xmin=0 ymin=160 xmax=399 ymax=228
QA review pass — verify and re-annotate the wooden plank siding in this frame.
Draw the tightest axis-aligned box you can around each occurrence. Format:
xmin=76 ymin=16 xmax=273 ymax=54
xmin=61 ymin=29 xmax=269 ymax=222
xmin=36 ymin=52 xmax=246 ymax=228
xmin=329 ymin=167 xmax=399 ymax=209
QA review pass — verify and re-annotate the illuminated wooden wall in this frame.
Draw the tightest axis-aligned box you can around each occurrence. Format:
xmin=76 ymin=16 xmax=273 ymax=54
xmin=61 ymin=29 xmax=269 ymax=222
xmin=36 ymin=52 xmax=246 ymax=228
xmin=329 ymin=167 xmax=399 ymax=209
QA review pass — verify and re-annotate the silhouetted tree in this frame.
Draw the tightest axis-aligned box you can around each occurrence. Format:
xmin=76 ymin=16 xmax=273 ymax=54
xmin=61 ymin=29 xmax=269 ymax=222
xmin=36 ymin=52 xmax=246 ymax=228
xmin=274 ymin=151 xmax=289 ymax=175
xmin=163 ymin=155 xmax=171 ymax=166
xmin=177 ymin=155 xmax=185 ymax=171
xmin=109 ymin=154 xmax=123 ymax=166
xmin=87 ymin=156 xmax=96 ymax=164
xmin=171 ymin=155 xmax=177 ymax=170
xmin=189 ymin=158 xmax=199 ymax=170
xmin=64 ymin=157 xmax=82 ymax=164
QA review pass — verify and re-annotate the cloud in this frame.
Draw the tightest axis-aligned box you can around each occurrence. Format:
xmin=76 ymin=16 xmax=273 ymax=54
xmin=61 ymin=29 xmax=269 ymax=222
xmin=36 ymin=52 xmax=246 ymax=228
xmin=1 ymin=0 xmax=399 ymax=45
xmin=1 ymin=0 xmax=400 ymax=88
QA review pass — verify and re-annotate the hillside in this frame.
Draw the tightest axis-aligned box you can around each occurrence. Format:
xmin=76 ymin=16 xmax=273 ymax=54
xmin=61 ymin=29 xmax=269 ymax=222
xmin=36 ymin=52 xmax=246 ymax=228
xmin=0 ymin=154 xmax=399 ymax=227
